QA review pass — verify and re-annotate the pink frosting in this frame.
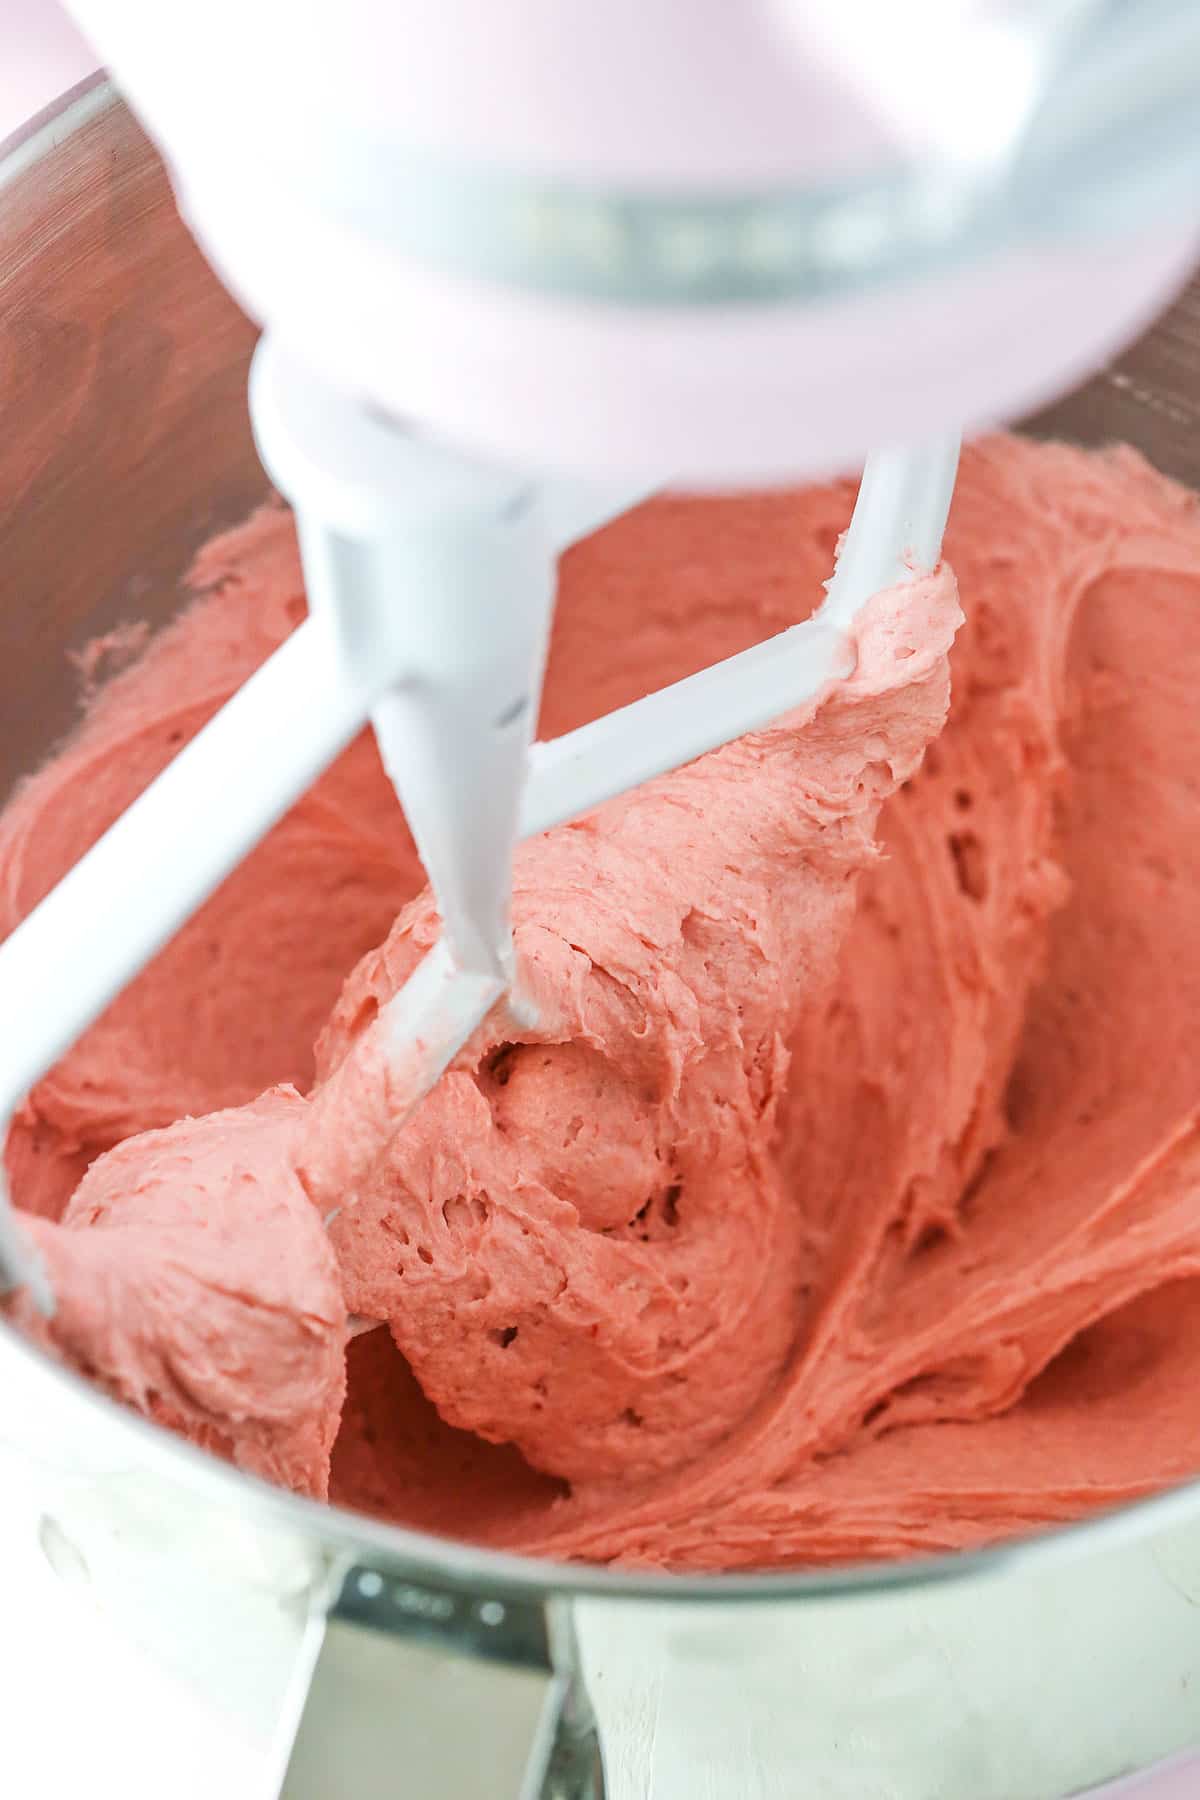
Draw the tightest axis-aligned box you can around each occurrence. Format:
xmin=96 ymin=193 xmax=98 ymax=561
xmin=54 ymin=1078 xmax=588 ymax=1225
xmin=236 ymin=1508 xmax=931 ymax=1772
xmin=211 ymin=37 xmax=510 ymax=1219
xmin=14 ymin=1090 xmax=345 ymax=1493
xmin=6 ymin=436 xmax=1200 ymax=1570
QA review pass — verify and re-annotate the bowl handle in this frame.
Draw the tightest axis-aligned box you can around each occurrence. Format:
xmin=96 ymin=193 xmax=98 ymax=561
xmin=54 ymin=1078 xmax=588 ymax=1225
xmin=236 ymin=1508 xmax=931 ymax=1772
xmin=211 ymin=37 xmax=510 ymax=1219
xmin=275 ymin=1560 xmax=605 ymax=1800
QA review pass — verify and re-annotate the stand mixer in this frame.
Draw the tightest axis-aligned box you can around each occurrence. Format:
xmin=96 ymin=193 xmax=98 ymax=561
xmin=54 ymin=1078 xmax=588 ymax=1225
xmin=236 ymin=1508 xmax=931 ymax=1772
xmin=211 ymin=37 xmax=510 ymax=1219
xmin=4 ymin=3 xmax=1200 ymax=1800
xmin=3 ymin=0 xmax=1200 ymax=1312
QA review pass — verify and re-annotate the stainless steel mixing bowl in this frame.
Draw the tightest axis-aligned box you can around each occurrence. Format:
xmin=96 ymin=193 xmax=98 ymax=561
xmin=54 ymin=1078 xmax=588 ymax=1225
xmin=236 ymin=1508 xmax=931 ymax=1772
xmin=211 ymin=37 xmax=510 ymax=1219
xmin=4 ymin=79 xmax=1200 ymax=1800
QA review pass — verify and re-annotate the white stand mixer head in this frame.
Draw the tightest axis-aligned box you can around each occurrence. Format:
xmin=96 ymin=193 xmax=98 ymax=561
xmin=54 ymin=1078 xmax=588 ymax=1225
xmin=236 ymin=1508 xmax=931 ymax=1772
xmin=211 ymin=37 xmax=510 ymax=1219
xmin=58 ymin=0 xmax=1200 ymax=480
